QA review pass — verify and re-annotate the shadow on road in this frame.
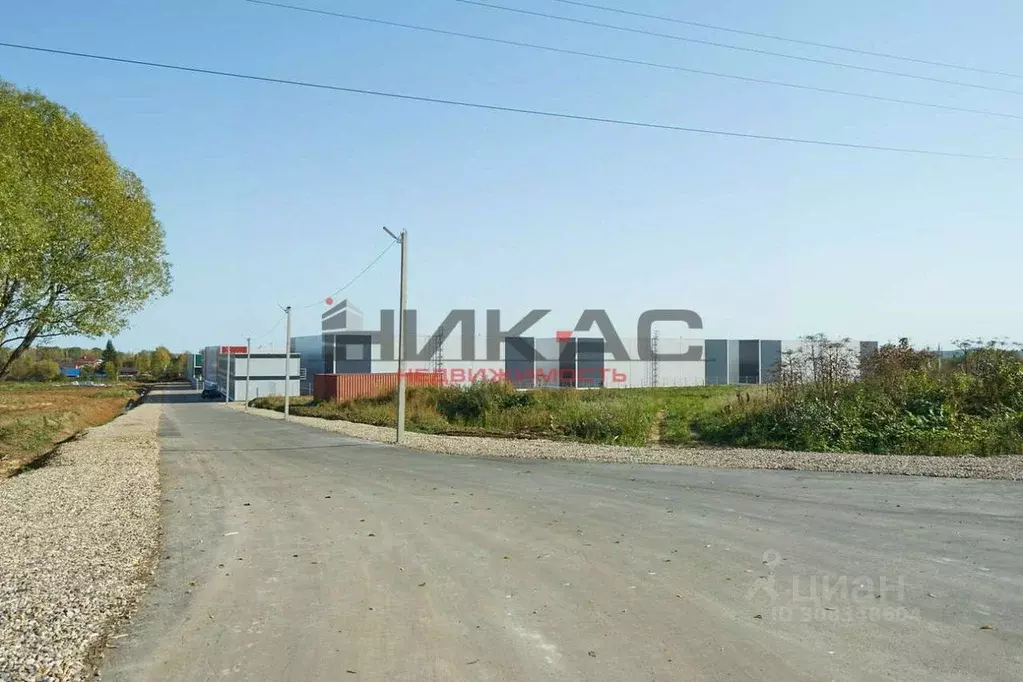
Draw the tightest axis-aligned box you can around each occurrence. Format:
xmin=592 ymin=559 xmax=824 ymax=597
xmin=148 ymin=383 xmax=208 ymax=404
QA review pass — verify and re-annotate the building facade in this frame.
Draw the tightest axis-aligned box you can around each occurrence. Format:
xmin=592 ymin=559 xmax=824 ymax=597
xmin=193 ymin=345 xmax=301 ymax=401
xmin=291 ymin=300 xmax=878 ymax=391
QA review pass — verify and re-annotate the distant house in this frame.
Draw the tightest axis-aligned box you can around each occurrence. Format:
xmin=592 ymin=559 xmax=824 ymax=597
xmin=118 ymin=367 xmax=138 ymax=377
xmin=58 ymin=355 xmax=103 ymax=378
xmin=73 ymin=355 xmax=102 ymax=369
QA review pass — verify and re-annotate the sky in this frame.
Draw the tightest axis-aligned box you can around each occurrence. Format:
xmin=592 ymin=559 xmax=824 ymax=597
xmin=3 ymin=0 xmax=1021 ymax=353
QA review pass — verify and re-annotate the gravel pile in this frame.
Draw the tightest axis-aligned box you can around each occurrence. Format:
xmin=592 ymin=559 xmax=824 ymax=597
xmin=234 ymin=404 xmax=1023 ymax=480
xmin=0 ymin=402 xmax=162 ymax=682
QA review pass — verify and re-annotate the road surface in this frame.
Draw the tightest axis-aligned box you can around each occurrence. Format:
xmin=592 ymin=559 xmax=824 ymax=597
xmin=103 ymin=385 xmax=1022 ymax=681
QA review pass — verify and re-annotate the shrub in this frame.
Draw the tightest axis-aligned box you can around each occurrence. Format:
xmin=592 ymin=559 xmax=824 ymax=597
xmin=30 ymin=360 xmax=62 ymax=382
xmin=696 ymin=337 xmax=1023 ymax=455
xmin=435 ymin=381 xmax=535 ymax=425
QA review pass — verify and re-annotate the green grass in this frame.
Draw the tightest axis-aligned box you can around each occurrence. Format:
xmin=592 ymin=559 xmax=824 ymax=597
xmin=248 ymin=352 xmax=1023 ymax=456
xmin=251 ymin=383 xmax=750 ymax=447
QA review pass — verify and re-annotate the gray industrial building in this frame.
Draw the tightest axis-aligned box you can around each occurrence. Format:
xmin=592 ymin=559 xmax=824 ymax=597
xmin=705 ymin=339 xmax=879 ymax=385
xmin=189 ymin=345 xmax=300 ymax=401
xmin=288 ymin=299 xmax=878 ymax=391
xmin=293 ymin=299 xmax=373 ymax=394
xmin=504 ymin=337 xmax=606 ymax=389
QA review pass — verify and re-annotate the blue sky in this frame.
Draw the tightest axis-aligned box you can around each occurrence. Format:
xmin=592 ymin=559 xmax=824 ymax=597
xmin=3 ymin=0 xmax=1021 ymax=352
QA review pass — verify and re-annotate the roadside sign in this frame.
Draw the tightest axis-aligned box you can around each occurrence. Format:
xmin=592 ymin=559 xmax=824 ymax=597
xmin=220 ymin=345 xmax=248 ymax=354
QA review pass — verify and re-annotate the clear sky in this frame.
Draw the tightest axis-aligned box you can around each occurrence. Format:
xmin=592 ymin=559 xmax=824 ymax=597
xmin=3 ymin=0 xmax=1021 ymax=352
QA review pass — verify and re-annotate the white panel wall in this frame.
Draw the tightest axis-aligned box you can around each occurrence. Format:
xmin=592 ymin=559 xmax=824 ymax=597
xmin=230 ymin=379 xmax=301 ymax=402
xmin=231 ymin=356 xmax=297 ymax=378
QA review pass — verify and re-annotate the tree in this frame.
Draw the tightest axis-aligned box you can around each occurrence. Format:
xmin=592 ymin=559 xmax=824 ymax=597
xmin=101 ymin=339 xmax=119 ymax=379
xmin=5 ymin=354 xmax=34 ymax=381
xmin=152 ymin=346 xmax=172 ymax=377
xmin=36 ymin=346 xmax=63 ymax=362
xmin=134 ymin=351 xmax=151 ymax=376
xmin=177 ymin=352 xmax=190 ymax=379
xmin=0 ymin=80 xmax=172 ymax=379
xmin=167 ymin=355 xmax=183 ymax=380
xmin=30 ymin=359 xmax=61 ymax=382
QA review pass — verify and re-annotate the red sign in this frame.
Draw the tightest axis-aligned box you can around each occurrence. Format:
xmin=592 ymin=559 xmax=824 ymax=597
xmin=220 ymin=346 xmax=248 ymax=354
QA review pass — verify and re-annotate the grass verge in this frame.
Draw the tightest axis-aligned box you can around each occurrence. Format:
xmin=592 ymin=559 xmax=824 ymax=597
xmin=251 ymin=383 xmax=750 ymax=447
xmin=0 ymin=382 xmax=143 ymax=478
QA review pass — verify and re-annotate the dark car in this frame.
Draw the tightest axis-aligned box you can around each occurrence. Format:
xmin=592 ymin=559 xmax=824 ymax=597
xmin=201 ymin=387 xmax=222 ymax=400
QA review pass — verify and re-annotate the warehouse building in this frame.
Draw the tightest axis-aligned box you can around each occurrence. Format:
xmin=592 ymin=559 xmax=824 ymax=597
xmin=290 ymin=300 xmax=877 ymax=391
xmin=189 ymin=345 xmax=301 ymax=401
xmin=704 ymin=339 xmax=878 ymax=385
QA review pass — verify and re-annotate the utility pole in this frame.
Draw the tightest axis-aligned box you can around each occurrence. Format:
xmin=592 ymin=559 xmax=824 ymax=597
xmin=383 ymin=226 xmax=408 ymax=444
xmin=225 ymin=349 xmax=231 ymax=403
xmin=245 ymin=337 xmax=251 ymax=410
xmin=283 ymin=306 xmax=292 ymax=420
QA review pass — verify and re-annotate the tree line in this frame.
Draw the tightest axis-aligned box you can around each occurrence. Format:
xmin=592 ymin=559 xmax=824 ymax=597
xmin=0 ymin=340 xmax=190 ymax=383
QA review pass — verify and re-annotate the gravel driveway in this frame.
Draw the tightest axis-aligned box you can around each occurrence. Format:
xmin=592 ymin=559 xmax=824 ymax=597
xmin=0 ymin=401 xmax=162 ymax=682
xmin=232 ymin=404 xmax=1023 ymax=480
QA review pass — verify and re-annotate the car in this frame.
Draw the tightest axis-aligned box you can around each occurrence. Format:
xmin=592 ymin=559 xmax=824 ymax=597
xmin=201 ymin=387 xmax=222 ymax=400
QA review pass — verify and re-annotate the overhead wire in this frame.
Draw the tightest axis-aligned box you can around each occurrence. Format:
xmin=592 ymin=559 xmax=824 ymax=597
xmin=0 ymin=41 xmax=1014 ymax=160
xmin=249 ymin=312 xmax=287 ymax=343
xmin=452 ymin=0 xmax=1023 ymax=97
xmin=243 ymin=0 xmax=1023 ymax=121
xmin=551 ymin=0 xmax=1023 ymax=81
xmin=298 ymin=241 xmax=396 ymax=309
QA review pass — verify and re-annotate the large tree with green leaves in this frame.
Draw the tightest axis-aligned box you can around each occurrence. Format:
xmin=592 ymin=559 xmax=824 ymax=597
xmin=134 ymin=350 xmax=151 ymax=376
xmin=0 ymin=80 xmax=172 ymax=379
xmin=152 ymin=346 xmax=172 ymax=377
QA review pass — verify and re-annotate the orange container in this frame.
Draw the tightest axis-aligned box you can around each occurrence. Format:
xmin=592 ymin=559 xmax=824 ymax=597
xmin=313 ymin=372 xmax=444 ymax=402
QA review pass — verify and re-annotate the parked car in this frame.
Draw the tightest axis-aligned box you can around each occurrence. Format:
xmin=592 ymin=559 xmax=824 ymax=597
xmin=201 ymin=387 xmax=222 ymax=400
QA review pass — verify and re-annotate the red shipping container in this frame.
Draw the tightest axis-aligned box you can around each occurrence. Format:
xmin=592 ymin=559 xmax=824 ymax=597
xmin=313 ymin=372 xmax=444 ymax=402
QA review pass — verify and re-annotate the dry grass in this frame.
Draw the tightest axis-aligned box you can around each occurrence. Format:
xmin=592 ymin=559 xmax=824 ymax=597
xmin=0 ymin=383 xmax=141 ymax=478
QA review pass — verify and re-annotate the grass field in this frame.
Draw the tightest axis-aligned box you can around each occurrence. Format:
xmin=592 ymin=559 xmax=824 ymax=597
xmin=251 ymin=384 xmax=754 ymax=447
xmin=0 ymin=382 xmax=142 ymax=477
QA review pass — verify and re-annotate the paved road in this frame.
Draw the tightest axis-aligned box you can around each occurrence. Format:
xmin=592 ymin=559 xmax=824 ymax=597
xmin=103 ymin=385 xmax=1022 ymax=681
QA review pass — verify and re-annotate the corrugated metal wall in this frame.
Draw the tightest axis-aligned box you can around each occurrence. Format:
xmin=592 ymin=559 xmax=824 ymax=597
xmin=705 ymin=340 xmax=728 ymax=385
xmin=314 ymin=372 xmax=445 ymax=402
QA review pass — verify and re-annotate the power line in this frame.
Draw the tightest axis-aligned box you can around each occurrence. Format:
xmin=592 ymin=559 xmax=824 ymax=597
xmin=243 ymin=0 xmax=1023 ymax=122
xmin=453 ymin=0 xmax=1023 ymax=97
xmin=299 ymin=241 xmax=396 ymax=309
xmin=0 ymin=41 xmax=1014 ymax=160
xmin=251 ymin=312 xmax=286 ymax=342
xmin=552 ymin=0 xmax=1023 ymax=81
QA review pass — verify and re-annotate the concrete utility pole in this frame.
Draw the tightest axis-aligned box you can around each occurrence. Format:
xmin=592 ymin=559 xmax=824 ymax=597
xmin=283 ymin=306 xmax=293 ymax=421
xmin=225 ymin=349 xmax=231 ymax=403
xmin=383 ymin=226 xmax=408 ymax=444
xmin=245 ymin=337 xmax=251 ymax=411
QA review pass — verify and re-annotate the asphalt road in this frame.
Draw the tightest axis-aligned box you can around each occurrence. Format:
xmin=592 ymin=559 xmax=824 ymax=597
xmin=103 ymin=385 xmax=1022 ymax=681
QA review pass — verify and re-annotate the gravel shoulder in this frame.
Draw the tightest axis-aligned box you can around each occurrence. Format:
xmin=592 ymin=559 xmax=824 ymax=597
xmin=0 ymin=399 xmax=162 ymax=682
xmin=231 ymin=403 xmax=1023 ymax=480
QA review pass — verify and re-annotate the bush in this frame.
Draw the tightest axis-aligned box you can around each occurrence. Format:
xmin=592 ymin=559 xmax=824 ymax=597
xmin=696 ymin=338 xmax=1023 ymax=455
xmin=30 ymin=360 xmax=62 ymax=382
xmin=555 ymin=398 xmax=652 ymax=445
xmin=435 ymin=381 xmax=535 ymax=425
